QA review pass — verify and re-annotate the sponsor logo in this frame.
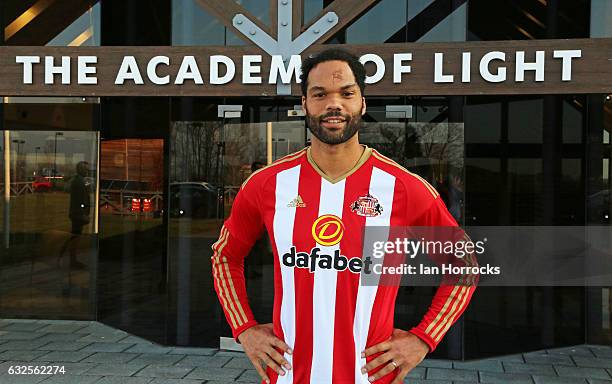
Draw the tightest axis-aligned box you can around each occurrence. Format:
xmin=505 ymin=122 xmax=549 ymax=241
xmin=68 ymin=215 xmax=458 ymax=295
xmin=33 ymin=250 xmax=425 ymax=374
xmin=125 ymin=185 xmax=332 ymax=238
xmin=282 ymin=246 xmax=372 ymax=274
xmin=350 ymin=193 xmax=383 ymax=217
xmin=287 ymin=195 xmax=306 ymax=208
xmin=311 ymin=214 xmax=344 ymax=246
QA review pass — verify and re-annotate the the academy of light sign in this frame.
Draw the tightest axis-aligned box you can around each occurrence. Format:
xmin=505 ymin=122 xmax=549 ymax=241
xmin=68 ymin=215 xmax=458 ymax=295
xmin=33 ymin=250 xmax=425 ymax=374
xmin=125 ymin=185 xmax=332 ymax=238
xmin=15 ymin=49 xmax=582 ymax=85
xmin=0 ymin=38 xmax=611 ymax=96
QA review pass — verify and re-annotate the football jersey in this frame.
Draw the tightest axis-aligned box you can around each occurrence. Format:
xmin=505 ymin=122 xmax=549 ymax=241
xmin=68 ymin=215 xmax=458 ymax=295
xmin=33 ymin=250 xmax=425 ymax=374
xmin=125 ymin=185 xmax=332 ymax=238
xmin=211 ymin=146 xmax=477 ymax=384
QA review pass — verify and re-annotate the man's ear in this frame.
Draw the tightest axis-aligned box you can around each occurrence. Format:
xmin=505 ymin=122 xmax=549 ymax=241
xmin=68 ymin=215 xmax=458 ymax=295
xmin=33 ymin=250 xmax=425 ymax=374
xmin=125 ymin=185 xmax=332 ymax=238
xmin=361 ymin=97 xmax=366 ymax=116
xmin=301 ymin=95 xmax=307 ymax=113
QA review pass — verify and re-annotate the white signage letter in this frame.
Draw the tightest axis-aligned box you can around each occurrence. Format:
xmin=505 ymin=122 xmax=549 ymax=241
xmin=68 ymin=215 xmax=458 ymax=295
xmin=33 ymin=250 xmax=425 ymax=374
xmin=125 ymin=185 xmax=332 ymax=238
xmin=210 ymin=55 xmax=236 ymax=85
xmin=434 ymin=53 xmax=454 ymax=83
xmin=462 ymin=52 xmax=471 ymax=83
xmin=480 ymin=51 xmax=506 ymax=83
xmin=45 ymin=56 xmax=71 ymax=85
xmin=359 ymin=54 xmax=385 ymax=84
xmin=77 ymin=56 xmax=98 ymax=85
xmin=515 ymin=50 xmax=545 ymax=82
xmin=553 ymin=49 xmax=581 ymax=81
xmin=175 ymin=56 xmax=203 ymax=85
xmin=243 ymin=55 xmax=263 ymax=84
xmin=269 ymin=55 xmax=302 ymax=84
xmin=115 ymin=56 xmax=144 ymax=84
xmin=16 ymin=56 xmax=40 ymax=84
xmin=393 ymin=53 xmax=412 ymax=83
xmin=147 ymin=56 xmax=170 ymax=85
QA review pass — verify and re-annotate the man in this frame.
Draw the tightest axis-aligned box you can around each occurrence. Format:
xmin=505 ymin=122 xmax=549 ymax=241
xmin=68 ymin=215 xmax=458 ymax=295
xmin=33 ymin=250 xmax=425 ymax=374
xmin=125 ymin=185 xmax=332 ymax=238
xmin=69 ymin=161 xmax=91 ymax=236
xmin=64 ymin=161 xmax=91 ymax=270
xmin=212 ymin=48 xmax=477 ymax=384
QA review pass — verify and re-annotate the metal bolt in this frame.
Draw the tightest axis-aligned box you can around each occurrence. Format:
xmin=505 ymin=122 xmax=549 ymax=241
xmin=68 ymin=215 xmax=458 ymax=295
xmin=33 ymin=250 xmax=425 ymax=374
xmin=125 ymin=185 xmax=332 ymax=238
xmin=313 ymin=29 xmax=320 ymax=34
xmin=281 ymin=21 xmax=288 ymax=26
xmin=249 ymin=30 xmax=256 ymax=35
xmin=327 ymin=16 xmax=335 ymax=23
xmin=236 ymin=18 xmax=243 ymax=25
xmin=281 ymin=0 xmax=288 ymax=5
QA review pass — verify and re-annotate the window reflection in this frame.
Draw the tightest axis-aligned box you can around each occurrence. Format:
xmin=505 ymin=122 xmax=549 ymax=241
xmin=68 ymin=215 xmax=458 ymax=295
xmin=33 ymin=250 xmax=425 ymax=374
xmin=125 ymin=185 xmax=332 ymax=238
xmin=0 ymin=130 xmax=98 ymax=318
xmin=346 ymin=0 xmax=407 ymax=44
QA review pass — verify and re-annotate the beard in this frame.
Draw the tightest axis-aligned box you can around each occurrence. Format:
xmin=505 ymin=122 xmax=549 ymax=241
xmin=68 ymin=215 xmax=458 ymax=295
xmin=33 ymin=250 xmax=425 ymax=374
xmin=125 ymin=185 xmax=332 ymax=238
xmin=306 ymin=110 xmax=362 ymax=145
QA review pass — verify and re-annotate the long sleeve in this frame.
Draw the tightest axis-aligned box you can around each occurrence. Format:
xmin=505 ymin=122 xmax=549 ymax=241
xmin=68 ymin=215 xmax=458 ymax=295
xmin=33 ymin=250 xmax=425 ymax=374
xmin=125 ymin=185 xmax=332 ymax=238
xmin=408 ymin=197 xmax=478 ymax=352
xmin=211 ymin=181 xmax=265 ymax=339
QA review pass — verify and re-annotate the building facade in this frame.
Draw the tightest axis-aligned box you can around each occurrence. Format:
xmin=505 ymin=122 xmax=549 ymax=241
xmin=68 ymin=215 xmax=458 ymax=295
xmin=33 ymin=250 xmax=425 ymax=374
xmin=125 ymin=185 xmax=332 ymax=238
xmin=0 ymin=0 xmax=610 ymax=360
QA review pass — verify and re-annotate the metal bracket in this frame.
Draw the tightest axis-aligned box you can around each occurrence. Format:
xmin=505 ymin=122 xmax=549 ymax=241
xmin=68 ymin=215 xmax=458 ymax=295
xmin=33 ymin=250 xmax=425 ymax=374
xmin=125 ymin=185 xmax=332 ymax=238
xmin=218 ymin=105 xmax=242 ymax=119
xmin=288 ymin=105 xmax=305 ymax=117
xmin=385 ymin=105 xmax=413 ymax=119
xmin=232 ymin=0 xmax=338 ymax=95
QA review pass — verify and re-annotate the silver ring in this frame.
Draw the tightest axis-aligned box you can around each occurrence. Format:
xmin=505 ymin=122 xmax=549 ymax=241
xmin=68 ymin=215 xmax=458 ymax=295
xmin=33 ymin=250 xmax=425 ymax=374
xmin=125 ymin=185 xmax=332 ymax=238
xmin=391 ymin=360 xmax=398 ymax=369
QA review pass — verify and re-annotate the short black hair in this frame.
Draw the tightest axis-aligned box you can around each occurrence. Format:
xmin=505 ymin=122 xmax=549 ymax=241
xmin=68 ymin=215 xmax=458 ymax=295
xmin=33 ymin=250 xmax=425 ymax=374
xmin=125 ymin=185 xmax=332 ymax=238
xmin=300 ymin=48 xmax=366 ymax=97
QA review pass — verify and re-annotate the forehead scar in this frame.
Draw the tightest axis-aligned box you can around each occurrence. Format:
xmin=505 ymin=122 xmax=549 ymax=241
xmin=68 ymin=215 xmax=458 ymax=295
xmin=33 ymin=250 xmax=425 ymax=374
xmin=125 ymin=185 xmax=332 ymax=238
xmin=332 ymin=70 xmax=344 ymax=81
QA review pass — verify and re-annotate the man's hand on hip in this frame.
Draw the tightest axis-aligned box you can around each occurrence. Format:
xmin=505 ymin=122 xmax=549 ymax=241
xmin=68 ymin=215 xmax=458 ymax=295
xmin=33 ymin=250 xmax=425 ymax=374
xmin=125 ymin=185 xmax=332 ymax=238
xmin=238 ymin=323 xmax=292 ymax=383
xmin=361 ymin=329 xmax=429 ymax=383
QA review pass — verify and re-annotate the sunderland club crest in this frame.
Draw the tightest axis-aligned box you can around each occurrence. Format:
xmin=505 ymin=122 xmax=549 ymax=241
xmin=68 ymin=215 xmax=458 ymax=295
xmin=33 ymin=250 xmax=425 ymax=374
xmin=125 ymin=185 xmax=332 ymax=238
xmin=350 ymin=193 xmax=383 ymax=217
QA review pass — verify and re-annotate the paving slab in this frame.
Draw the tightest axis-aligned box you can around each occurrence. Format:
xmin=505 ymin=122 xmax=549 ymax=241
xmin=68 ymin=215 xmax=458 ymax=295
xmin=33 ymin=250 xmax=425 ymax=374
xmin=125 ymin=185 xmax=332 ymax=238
xmin=0 ymin=319 xmax=611 ymax=384
xmin=134 ymin=364 xmax=195 ymax=379
xmin=82 ymin=352 xmax=140 ymax=364
xmin=83 ymin=362 xmax=148 ymax=376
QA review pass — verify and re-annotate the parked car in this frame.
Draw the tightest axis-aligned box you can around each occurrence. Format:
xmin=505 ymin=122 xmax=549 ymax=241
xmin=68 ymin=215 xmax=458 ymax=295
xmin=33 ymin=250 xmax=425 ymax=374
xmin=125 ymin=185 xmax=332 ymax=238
xmin=169 ymin=182 xmax=220 ymax=219
xmin=32 ymin=176 xmax=53 ymax=192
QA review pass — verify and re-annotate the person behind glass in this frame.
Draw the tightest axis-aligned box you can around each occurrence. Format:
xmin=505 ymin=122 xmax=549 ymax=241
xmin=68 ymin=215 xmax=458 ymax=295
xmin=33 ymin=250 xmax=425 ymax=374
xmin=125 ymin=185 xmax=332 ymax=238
xmin=67 ymin=161 xmax=91 ymax=269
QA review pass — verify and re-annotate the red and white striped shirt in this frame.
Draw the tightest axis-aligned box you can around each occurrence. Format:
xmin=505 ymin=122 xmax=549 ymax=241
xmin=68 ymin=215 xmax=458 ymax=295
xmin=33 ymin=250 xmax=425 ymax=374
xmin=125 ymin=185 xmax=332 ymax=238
xmin=212 ymin=146 xmax=476 ymax=384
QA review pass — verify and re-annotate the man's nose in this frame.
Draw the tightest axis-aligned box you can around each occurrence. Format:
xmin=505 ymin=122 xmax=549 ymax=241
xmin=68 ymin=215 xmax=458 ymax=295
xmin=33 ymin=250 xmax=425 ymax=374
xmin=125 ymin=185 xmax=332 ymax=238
xmin=325 ymin=95 xmax=343 ymax=112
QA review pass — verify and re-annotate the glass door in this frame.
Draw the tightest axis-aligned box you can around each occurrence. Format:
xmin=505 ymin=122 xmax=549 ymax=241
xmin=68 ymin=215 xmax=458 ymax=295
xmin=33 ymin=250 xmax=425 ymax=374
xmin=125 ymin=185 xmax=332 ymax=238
xmin=97 ymin=138 xmax=166 ymax=340
xmin=358 ymin=97 xmax=465 ymax=359
xmin=0 ymin=129 xmax=99 ymax=319
xmin=167 ymin=100 xmax=308 ymax=347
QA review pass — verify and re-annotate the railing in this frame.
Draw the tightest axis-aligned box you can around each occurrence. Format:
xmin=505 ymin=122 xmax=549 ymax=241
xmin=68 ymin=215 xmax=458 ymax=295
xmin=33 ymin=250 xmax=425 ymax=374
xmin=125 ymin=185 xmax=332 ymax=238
xmin=0 ymin=182 xmax=34 ymax=196
xmin=100 ymin=189 xmax=163 ymax=214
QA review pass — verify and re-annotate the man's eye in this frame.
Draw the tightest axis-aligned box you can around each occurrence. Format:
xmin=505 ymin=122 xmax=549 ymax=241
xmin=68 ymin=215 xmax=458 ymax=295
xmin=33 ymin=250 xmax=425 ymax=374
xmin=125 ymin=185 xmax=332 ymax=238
xmin=314 ymin=93 xmax=325 ymax=98
xmin=343 ymin=92 xmax=355 ymax=97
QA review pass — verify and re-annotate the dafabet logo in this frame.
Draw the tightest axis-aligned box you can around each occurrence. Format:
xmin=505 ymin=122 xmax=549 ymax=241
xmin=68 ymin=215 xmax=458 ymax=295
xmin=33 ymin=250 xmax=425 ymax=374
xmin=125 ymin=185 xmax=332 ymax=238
xmin=311 ymin=214 xmax=344 ymax=246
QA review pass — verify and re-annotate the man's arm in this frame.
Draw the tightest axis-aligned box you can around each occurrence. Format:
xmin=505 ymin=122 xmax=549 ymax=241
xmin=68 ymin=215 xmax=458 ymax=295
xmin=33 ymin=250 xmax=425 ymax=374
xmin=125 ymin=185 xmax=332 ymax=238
xmin=408 ymin=196 xmax=478 ymax=352
xmin=211 ymin=183 xmax=263 ymax=339
xmin=211 ymin=179 xmax=293 ymax=382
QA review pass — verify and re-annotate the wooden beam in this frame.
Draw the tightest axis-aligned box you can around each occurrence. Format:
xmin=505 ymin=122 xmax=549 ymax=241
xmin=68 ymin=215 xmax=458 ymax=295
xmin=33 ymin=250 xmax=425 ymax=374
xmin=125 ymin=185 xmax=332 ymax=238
xmin=292 ymin=0 xmax=304 ymax=39
xmin=269 ymin=0 xmax=278 ymax=39
xmin=0 ymin=39 xmax=609 ymax=96
xmin=301 ymin=0 xmax=381 ymax=44
xmin=194 ymin=0 xmax=274 ymax=46
xmin=5 ymin=0 xmax=97 ymax=45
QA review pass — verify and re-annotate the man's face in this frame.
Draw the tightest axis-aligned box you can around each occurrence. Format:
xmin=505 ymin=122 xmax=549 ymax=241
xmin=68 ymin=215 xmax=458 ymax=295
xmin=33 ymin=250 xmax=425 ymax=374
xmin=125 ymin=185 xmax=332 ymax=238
xmin=302 ymin=60 xmax=366 ymax=145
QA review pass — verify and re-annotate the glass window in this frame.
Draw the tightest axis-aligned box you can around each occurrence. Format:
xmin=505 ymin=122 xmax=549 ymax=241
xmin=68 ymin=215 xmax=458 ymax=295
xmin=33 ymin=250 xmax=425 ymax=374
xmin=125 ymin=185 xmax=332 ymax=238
xmin=417 ymin=2 xmax=466 ymax=42
xmin=0 ymin=2 xmax=101 ymax=320
xmin=172 ymin=0 xmax=226 ymax=45
xmin=508 ymin=159 xmax=543 ymax=225
xmin=465 ymin=158 xmax=501 ymax=225
xmin=304 ymin=0 xmax=324 ymax=24
xmin=508 ymin=99 xmax=543 ymax=143
xmin=408 ymin=0 xmax=435 ymax=20
xmin=236 ymin=0 xmax=270 ymax=25
xmin=171 ymin=0 xmax=249 ymax=46
xmin=47 ymin=2 xmax=101 ymax=46
xmin=345 ymin=0 xmax=407 ymax=44
xmin=562 ymin=98 xmax=583 ymax=144
xmin=464 ymin=100 xmax=501 ymax=143
xmin=591 ymin=0 xmax=612 ymax=37
xmin=0 ymin=129 xmax=99 ymax=319
xmin=469 ymin=0 xmax=589 ymax=40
